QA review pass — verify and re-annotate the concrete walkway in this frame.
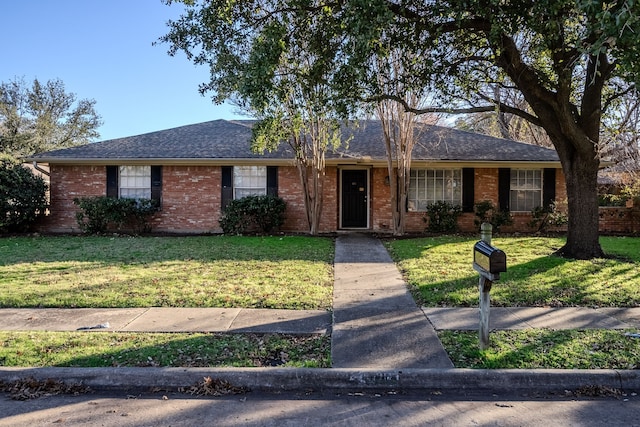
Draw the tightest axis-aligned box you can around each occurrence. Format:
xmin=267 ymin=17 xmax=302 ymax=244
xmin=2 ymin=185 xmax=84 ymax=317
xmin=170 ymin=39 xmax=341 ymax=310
xmin=424 ymin=306 xmax=640 ymax=330
xmin=331 ymin=234 xmax=454 ymax=368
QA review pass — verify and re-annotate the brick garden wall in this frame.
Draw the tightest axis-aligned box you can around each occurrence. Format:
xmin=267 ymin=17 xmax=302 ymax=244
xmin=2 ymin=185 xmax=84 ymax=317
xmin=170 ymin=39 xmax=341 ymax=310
xmin=599 ymin=206 xmax=640 ymax=235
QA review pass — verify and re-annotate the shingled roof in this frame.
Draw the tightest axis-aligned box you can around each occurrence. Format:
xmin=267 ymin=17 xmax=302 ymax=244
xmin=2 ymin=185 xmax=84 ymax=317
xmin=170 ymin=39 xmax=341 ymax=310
xmin=29 ymin=119 xmax=560 ymax=165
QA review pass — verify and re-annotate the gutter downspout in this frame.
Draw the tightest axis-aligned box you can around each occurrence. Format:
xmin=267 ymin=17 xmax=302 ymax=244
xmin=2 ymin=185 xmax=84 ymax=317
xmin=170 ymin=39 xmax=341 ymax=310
xmin=32 ymin=161 xmax=50 ymax=177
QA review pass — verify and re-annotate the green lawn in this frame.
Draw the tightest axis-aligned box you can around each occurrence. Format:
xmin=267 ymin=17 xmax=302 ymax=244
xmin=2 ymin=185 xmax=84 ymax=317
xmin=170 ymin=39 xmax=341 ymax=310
xmin=0 ymin=331 xmax=330 ymax=368
xmin=385 ymin=236 xmax=640 ymax=307
xmin=439 ymin=329 xmax=639 ymax=369
xmin=0 ymin=235 xmax=334 ymax=310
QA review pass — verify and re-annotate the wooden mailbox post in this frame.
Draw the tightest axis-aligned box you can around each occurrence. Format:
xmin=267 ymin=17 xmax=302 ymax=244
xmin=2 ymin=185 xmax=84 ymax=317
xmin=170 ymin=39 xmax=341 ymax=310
xmin=473 ymin=223 xmax=507 ymax=350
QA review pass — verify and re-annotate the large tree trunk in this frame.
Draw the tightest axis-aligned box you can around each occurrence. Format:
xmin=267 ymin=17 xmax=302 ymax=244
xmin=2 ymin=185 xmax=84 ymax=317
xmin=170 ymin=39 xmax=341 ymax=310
xmin=553 ymin=138 xmax=604 ymax=259
xmin=494 ymin=35 xmax=609 ymax=260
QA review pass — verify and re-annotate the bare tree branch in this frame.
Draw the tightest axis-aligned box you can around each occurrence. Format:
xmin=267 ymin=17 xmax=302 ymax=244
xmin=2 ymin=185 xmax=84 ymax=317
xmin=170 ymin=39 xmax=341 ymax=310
xmin=366 ymin=93 xmax=542 ymax=126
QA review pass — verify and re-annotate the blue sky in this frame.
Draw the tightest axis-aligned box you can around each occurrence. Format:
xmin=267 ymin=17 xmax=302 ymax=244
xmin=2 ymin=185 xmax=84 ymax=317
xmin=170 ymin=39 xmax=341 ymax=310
xmin=1 ymin=0 xmax=245 ymax=141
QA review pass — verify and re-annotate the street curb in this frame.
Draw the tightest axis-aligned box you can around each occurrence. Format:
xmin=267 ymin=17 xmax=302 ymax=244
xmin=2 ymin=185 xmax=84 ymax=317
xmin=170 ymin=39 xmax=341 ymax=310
xmin=1 ymin=367 xmax=639 ymax=394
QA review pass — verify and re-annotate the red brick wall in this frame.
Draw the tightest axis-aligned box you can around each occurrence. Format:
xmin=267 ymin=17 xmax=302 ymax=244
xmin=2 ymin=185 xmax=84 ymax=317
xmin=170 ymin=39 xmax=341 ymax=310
xmin=371 ymin=167 xmax=393 ymax=231
xmin=42 ymin=164 xmax=339 ymax=234
xmin=278 ymin=165 xmax=339 ymax=233
xmin=389 ymin=167 xmax=568 ymax=234
xmin=48 ymin=163 xmax=632 ymax=236
xmin=40 ymin=165 xmax=106 ymax=232
xmin=153 ymin=166 xmax=221 ymax=233
xmin=278 ymin=166 xmax=308 ymax=232
xmin=320 ymin=167 xmax=339 ymax=232
xmin=599 ymin=206 xmax=640 ymax=235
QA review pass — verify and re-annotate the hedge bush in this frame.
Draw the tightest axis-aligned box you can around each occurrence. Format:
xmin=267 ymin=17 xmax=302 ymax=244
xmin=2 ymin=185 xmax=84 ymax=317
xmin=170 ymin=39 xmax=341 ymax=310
xmin=529 ymin=199 xmax=568 ymax=232
xmin=219 ymin=195 xmax=286 ymax=234
xmin=73 ymin=196 xmax=158 ymax=234
xmin=423 ymin=201 xmax=462 ymax=232
xmin=474 ymin=200 xmax=513 ymax=231
xmin=0 ymin=159 xmax=48 ymax=233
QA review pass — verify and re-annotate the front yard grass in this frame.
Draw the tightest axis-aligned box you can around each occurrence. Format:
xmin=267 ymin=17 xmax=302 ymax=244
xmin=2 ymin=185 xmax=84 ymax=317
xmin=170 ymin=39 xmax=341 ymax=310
xmin=0 ymin=235 xmax=334 ymax=310
xmin=0 ymin=331 xmax=330 ymax=368
xmin=439 ymin=329 xmax=639 ymax=369
xmin=385 ymin=235 xmax=640 ymax=307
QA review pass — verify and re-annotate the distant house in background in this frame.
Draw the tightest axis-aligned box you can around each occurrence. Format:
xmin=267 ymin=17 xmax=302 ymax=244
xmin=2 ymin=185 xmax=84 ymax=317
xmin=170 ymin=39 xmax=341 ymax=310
xmin=28 ymin=119 xmax=566 ymax=234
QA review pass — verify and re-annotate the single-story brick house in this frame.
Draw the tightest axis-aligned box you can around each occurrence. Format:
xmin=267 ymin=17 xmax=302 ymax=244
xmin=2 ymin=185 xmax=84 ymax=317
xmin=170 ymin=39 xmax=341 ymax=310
xmin=27 ymin=119 xmax=565 ymax=234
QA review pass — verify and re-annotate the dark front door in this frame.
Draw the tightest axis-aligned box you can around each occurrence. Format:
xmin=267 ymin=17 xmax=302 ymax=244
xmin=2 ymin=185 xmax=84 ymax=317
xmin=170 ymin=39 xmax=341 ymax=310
xmin=341 ymin=169 xmax=368 ymax=228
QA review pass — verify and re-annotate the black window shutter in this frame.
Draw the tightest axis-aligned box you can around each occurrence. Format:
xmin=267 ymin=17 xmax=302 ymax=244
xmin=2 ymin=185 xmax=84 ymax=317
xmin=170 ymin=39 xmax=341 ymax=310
xmin=151 ymin=166 xmax=162 ymax=206
xmin=106 ymin=166 xmax=118 ymax=198
xmin=498 ymin=168 xmax=511 ymax=211
xmin=221 ymin=166 xmax=233 ymax=209
xmin=267 ymin=166 xmax=278 ymax=197
xmin=462 ymin=168 xmax=475 ymax=212
xmin=543 ymin=168 xmax=556 ymax=209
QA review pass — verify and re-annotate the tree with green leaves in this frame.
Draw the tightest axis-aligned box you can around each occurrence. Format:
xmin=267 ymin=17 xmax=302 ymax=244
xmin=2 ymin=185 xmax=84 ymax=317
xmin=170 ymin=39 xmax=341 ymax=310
xmin=160 ymin=0 xmax=345 ymax=234
xmin=161 ymin=0 xmax=639 ymax=258
xmin=0 ymin=77 xmax=101 ymax=158
xmin=0 ymin=155 xmax=48 ymax=233
xmin=363 ymin=0 xmax=638 ymax=259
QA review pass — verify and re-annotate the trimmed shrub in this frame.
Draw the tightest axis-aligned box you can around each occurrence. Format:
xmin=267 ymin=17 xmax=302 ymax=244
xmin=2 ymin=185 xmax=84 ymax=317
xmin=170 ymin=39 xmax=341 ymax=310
xmin=73 ymin=196 xmax=158 ymax=234
xmin=0 ymin=159 xmax=48 ymax=233
xmin=423 ymin=201 xmax=462 ymax=233
xmin=474 ymin=200 xmax=513 ymax=231
xmin=529 ymin=199 xmax=569 ymax=232
xmin=219 ymin=195 xmax=286 ymax=235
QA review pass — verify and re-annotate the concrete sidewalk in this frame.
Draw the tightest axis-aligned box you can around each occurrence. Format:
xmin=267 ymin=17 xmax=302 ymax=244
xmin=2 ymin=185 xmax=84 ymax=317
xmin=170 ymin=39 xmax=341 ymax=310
xmin=0 ymin=307 xmax=331 ymax=334
xmin=2 ymin=306 xmax=637 ymax=334
xmin=424 ymin=307 xmax=640 ymax=330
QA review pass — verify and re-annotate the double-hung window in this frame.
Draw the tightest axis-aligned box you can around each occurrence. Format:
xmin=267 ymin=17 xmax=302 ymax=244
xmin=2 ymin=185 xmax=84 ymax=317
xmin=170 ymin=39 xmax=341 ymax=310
xmin=510 ymin=169 xmax=542 ymax=212
xmin=408 ymin=169 xmax=462 ymax=211
xmin=233 ymin=166 xmax=267 ymax=199
xmin=106 ymin=165 xmax=162 ymax=205
xmin=119 ymin=166 xmax=151 ymax=199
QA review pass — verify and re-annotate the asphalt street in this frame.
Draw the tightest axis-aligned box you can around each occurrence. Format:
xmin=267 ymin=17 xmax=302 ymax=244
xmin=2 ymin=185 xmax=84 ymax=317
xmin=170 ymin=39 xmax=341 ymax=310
xmin=1 ymin=389 xmax=639 ymax=427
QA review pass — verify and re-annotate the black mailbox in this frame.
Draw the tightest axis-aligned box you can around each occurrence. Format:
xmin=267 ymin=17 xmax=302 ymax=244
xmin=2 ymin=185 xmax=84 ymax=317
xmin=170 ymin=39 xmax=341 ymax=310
xmin=473 ymin=241 xmax=507 ymax=277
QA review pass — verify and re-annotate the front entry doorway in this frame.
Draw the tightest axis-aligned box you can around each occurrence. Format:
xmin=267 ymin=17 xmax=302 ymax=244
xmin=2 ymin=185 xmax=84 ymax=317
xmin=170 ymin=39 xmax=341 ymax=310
xmin=341 ymin=169 xmax=369 ymax=228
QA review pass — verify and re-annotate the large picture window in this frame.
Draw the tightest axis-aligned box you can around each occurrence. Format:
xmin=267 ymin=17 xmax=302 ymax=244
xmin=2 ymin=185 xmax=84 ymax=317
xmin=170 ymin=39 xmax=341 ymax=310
xmin=233 ymin=166 xmax=267 ymax=199
xmin=510 ymin=169 xmax=542 ymax=212
xmin=408 ymin=169 xmax=462 ymax=211
xmin=119 ymin=166 xmax=151 ymax=199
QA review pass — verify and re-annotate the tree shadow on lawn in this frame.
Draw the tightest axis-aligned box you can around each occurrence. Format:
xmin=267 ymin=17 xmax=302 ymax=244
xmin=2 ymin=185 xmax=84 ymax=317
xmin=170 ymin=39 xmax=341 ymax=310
xmin=46 ymin=332 xmax=331 ymax=369
xmin=440 ymin=328 xmax=640 ymax=369
xmin=415 ymin=253 xmax=640 ymax=307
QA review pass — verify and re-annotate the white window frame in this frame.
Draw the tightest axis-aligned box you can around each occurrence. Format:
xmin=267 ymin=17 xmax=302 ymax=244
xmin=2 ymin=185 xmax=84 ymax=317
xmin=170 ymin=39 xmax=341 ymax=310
xmin=119 ymin=166 xmax=151 ymax=199
xmin=510 ymin=169 xmax=542 ymax=212
xmin=233 ymin=166 xmax=267 ymax=199
xmin=408 ymin=168 xmax=462 ymax=211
